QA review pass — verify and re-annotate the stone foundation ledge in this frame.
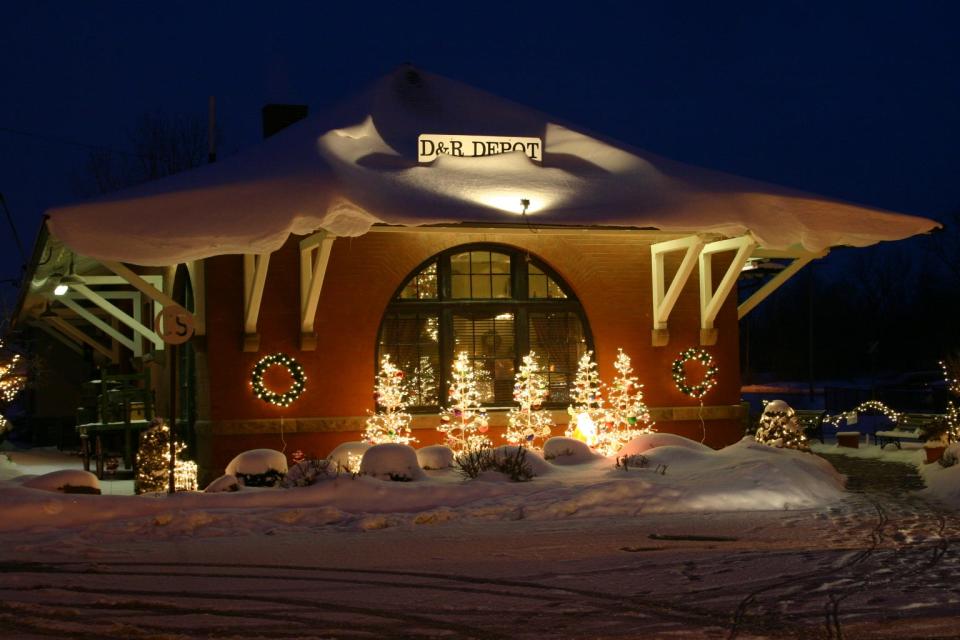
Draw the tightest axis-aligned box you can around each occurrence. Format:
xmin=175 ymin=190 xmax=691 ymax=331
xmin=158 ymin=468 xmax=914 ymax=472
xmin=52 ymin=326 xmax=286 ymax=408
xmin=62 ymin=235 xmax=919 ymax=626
xmin=197 ymin=404 xmax=747 ymax=436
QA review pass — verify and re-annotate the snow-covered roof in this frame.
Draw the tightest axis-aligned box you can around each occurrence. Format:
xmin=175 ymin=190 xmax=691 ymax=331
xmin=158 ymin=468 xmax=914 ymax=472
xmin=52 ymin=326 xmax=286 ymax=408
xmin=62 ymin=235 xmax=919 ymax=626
xmin=46 ymin=66 xmax=939 ymax=266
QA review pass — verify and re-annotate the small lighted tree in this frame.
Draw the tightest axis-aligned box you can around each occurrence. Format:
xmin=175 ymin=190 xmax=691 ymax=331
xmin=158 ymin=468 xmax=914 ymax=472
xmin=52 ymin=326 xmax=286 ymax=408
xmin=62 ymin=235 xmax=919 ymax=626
xmin=598 ymin=348 xmax=654 ymax=456
xmin=566 ymin=350 xmax=604 ymax=445
xmin=136 ymin=419 xmax=186 ymax=493
xmin=0 ymin=340 xmax=27 ymax=438
xmin=365 ymin=354 xmax=416 ymax=445
xmin=505 ymin=352 xmax=553 ymax=450
xmin=754 ymin=400 xmax=808 ymax=450
xmin=438 ymin=352 xmax=491 ymax=452
xmin=940 ymin=357 xmax=960 ymax=442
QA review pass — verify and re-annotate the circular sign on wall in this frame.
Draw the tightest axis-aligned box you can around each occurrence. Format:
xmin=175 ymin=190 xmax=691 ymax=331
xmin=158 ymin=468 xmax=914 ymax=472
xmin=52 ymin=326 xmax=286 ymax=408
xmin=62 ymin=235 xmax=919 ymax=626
xmin=155 ymin=305 xmax=195 ymax=345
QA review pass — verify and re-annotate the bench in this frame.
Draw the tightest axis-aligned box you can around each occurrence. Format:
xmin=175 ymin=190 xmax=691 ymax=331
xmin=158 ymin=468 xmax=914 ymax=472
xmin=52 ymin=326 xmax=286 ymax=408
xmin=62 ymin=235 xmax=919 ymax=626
xmin=874 ymin=413 xmax=943 ymax=449
xmin=796 ymin=410 xmax=827 ymax=444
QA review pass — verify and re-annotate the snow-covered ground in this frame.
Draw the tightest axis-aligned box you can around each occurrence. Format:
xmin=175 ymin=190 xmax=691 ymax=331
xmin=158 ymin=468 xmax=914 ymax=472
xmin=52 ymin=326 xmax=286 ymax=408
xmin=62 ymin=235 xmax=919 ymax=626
xmin=0 ymin=436 xmax=957 ymax=638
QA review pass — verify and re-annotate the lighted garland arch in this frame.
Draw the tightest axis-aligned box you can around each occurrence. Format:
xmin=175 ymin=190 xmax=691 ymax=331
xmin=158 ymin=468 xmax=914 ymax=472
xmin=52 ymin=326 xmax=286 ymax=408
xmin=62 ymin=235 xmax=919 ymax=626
xmin=251 ymin=353 xmax=306 ymax=407
xmin=672 ymin=348 xmax=718 ymax=399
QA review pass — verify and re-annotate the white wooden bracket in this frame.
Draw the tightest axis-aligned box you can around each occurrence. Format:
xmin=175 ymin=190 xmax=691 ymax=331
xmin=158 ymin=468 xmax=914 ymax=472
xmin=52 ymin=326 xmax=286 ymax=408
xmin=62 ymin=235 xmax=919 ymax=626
xmin=243 ymin=253 xmax=271 ymax=352
xmin=186 ymin=259 xmax=207 ymax=336
xmin=100 ymin=260 xmax=180 ymax=309
xmin=43 ymin=311 xmax=117 ymax=363
xmin=71 ymin=284 xmax=165 ymax=350
xmin=58 ymin=296 xmax=136 ymax=352
xmin=699 ymin=235 xmax=757 ymax=345
xmin=30 ymin=318 xmax=83 ymax=354
xmin=737 ymin=248 xmax=827 ymax=319
xmin=650 ymin=235 xmax=706 ymax=346
xmin=299 ymin=232 xmax=335 ymax=351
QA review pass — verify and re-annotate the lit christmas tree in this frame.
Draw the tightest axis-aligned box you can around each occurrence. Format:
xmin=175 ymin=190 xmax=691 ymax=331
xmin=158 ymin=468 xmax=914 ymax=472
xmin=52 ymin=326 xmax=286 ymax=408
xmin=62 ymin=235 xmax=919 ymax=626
xmin=940 ymin=358 xmax=960 ymax=442
xmin=505 ymin=352 xmax=553 ymax=450
xmin=438 ymin=352 xmax=491 ymax=452
xmin=598 ymin=348 xmax=654 ymax=456
xmin=0 ymin=340 xmax=26 ymax=438
xmin=754 ymin=400 xmax=808 ymax=450
xmin=365 ymin=354 xmax=416 ymax=445
xmin=136 ymin=419 xmax=186 ymax=493
xmin=565 ymin=350 xmax=604 ymax=445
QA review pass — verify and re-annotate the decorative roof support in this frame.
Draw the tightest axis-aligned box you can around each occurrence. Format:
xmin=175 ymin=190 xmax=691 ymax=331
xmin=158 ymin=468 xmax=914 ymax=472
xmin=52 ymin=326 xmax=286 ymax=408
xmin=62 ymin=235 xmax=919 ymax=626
xmin=243 ymin=252 xmax=271 ymax=352
xmin=699 ymin=235 xmax=757 ymax=345
xmin=29 ymin=318 xmax=83 ymax=355
xmin=186 ymin=260 xmax=207 ymax=336
xmin=650 ymin=235 xmax=706 ymax=347
xmin=737 ymin=248 xmax=827 ymax=320
xmin=43 ymin=311 xmax=117 ymax=363
xmin=299 ymin=231 xmax=335 ymax=351
xmin=70 ymin=284 xmax=164 ymax=350
xmin=58 ymin=295 xmax=136 ymax=352
xmin=100 ymin=260 xmax=180 ymax=309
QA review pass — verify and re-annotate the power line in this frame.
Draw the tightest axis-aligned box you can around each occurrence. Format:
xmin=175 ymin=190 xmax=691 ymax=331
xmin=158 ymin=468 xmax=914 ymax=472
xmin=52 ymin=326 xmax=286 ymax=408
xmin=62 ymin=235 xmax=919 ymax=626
xmin=0 ymin=193 xmax=26 ymax=266
xmin=0 ymin=125 xmax=137 ymax=157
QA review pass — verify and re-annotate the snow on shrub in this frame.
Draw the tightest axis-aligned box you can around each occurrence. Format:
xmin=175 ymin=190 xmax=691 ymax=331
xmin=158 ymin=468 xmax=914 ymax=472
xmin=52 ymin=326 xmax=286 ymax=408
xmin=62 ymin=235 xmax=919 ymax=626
xmin=205 ymin=474 xmax=239 ymax=493
xmin=22 ymin=470 xmax=100 ymax=495
xmin=620 ymin=433 xmax=713 ymax=457
xmin=328 ymin=441 xmax=371 ymax=473
xmin=417 ymin=445 xmax=454 ymax=470
xmin=543 ymin=437 xmax=599 ymax=465
xmin=225 ymin=449 xmax=287 ymax=487
xmin=493 ymin=445 xmax=551 ymax=477
xmin=282 ymin=458 xmax=339 ymax=487
xmin=359 ymin=443 xmax=425 ymax=481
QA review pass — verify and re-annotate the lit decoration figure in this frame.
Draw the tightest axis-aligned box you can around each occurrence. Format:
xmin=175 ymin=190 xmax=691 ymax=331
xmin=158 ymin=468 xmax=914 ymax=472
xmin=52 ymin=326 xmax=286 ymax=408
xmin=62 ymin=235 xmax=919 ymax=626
xmin=136 ymin=418 xmax=186 ymax=493
xmin=505 ymin=352 xmax=553 ymax=450
xmin=250 ymin=353 xmax=306 ymax=407
xmin=364 ymin=354 xmax=416 ymax=445
xmin=755 ymin=399 xmax=808 ymax=451
xmin=598 ymin=348 xmax=654 ymax=456
xmin=565 ymin=350 xmax=604 ymax=445
xmin=823 ymin=400 xmax=901 ymax=427
xmin=437 ymin=352 xmax=491 ymax=452
xmin=174 ymin=460 xmax=199 ymax=491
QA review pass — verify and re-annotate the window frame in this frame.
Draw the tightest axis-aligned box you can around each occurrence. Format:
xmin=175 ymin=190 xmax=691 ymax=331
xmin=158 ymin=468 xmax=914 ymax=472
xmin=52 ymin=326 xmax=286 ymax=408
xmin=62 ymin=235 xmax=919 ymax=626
xmin=377 ymin=243 xmax=594 ymax=412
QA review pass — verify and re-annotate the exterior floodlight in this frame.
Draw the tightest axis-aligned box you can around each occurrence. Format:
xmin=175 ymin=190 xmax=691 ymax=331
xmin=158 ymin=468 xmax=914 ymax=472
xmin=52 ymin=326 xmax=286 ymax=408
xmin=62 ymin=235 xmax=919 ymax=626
xmin=59 ymin=273 xmax=85 ymax=288
xmin=53 ymin=283 xmax=69 ymax=296
xmin=520 ymin=198 xmax=530 ymax=215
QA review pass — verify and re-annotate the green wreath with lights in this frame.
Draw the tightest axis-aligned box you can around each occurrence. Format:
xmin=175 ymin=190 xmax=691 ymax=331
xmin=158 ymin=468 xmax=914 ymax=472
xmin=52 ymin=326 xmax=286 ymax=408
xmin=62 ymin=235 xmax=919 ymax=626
xmin=672 ymin=348 xmax=717 ymax=399
xmin=251 ymin=353 xmax=306 ymax=407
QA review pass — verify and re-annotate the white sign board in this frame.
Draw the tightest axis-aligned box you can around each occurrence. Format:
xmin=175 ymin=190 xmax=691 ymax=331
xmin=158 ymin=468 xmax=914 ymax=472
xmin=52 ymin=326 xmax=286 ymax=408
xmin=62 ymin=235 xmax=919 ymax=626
xmin=418 ymin=134 xmax=543 ymax=163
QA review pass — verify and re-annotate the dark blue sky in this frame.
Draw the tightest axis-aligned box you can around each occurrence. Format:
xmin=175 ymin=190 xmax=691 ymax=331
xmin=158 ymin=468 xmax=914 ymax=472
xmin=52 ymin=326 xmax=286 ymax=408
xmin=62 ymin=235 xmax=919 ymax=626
xmin=2 ymin=1 xmax=959 ymax=319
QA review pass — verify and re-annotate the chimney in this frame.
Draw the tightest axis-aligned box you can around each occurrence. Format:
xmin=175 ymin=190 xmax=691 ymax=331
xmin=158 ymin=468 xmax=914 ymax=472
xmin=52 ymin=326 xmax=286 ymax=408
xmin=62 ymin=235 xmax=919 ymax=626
xmin=261 ymin=104 xmax=309 ymax=139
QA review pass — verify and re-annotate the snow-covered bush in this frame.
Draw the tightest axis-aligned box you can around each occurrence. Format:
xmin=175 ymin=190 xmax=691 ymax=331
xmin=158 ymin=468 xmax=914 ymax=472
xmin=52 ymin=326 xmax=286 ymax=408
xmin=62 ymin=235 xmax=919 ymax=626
xmin=755 ymin=400 xmax=808 ymax=451
xmin=455 ymin=444 xmax=547 ymax=481
xmin=939 ymin=443 xmax=960 ymax=468
xmin=225 ymin=449 xmax=288 ymax=487
xmin=22 ymin=470 xmax=100 ymax=494
xmin=328 ymin=441 xmax=372 ymax=473
xmin=204 ymin=474 xmax=239 ymax=493
xmin=417 ymin=444 xmax=454 ymax=470
xmin=359 ymin=443 xmax=425 ymax=481
xmin=543 ymin=437 xmax=598 ymax=465
xmin=282 ymin=458 xmax=339 ymax=487
xmin=620 ymin=433 xmax=712 ymax=457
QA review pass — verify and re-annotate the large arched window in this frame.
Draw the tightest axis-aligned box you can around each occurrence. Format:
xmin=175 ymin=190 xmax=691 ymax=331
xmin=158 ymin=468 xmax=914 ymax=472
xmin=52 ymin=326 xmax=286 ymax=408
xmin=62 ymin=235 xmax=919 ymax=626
xmin=377 ymin=244 xmax=593 ymax=410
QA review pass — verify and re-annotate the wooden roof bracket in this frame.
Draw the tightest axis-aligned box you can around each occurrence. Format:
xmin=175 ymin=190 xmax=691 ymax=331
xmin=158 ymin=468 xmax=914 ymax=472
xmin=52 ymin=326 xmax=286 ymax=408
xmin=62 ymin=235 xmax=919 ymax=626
xmin=650 ymin=235 xmax=706 ymax=346
xmin=699 ymin=235 xmax=757 ymax=345
xmin=737 ymin=247 xmax=828 ymax=320
xmin=242 ymin=252 xmax=271 ymax=352
xmin=299 ymin=231 xmax=336 ymax=351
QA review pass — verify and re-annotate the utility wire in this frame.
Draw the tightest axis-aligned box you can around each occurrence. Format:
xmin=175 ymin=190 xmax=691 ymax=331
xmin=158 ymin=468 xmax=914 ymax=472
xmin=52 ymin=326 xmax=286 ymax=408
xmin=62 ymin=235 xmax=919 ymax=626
xmin=0 ymin=125 xmax=138 ymax=157
xmin=0 ymin=193 xmax=26 ymax=266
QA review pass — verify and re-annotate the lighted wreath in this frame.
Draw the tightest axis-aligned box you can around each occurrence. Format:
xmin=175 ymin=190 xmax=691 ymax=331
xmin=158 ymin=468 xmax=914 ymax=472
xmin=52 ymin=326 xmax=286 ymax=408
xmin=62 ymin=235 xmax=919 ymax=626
xmin=251 ymin=353 xmax=306 ymax=407
xmin=672 ymin=348 xmax=718 ymax=399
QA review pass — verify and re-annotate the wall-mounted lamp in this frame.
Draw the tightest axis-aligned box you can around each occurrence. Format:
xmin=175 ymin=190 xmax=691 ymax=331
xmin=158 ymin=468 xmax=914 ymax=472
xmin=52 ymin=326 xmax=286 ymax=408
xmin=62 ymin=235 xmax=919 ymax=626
xmin=520 ymin=198 xmax=530 ymax=215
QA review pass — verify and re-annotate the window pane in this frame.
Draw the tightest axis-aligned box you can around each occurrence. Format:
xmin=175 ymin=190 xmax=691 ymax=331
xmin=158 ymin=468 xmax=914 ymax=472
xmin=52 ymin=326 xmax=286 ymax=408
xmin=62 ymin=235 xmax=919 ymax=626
xmin=451 ymin=252 xmax=470 ymax=275
xmin=378 ymin=313 xmax=440 ymax=406
xmin=528 ymin=312 xmax=586 ymax=403
xmin=492 ymin=274 xmax=511 ymax=298
xmin=471 ymin=274 xmax=491 ymax=298
xmin=528 ymin=262 xmax=568 ymax=299
xmin=451 ymin=274 xmax=470 ymax=299
xmin=471 ymin=251 xmax=491 ymax=274
xmin=453 ymin=311 xmax=516 ymax=404
xmin=528 ymin=274 xmax=547 ymax=299
xmin=491 ymin=252 xmax=511 ymax=274
xmin=397 ymin=262 xmax=437 ymax=299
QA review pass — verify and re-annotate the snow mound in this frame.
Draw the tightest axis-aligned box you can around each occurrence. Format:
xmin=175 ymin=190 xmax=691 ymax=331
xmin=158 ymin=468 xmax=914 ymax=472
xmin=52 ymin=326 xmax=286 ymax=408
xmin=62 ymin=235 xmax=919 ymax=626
xmin=225 ymin=449 xmax=288 ymax=476
xmin=417 ymin=445 xmax=454 ymax=470
xmin=492 ymin=446 xmax=552 ymax=476
xmin=328 ymin=441 xmax=371 ymax=472
xmin=920 ymin=444 xmax=960 ymax=508
xmin=21 ymin=470 xmax=100 ymax=494
xmin=620 ymin=433 xmax=713 ymax=456
xmin=641 ymin=445 xmax=713 ymax=468
xmin=360 ymin=443 xmax=425 ymax=481
xmin=543 ymin=437 xmax=599 ymax=465
xmin=204 ymin=474 xmax=239 ymax=493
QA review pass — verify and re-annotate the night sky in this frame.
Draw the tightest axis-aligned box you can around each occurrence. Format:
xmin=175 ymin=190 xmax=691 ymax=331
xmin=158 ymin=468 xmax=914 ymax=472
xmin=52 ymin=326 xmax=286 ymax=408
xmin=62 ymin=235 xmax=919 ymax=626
xmin=2 ymin=1 xmax=959 ymax=321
